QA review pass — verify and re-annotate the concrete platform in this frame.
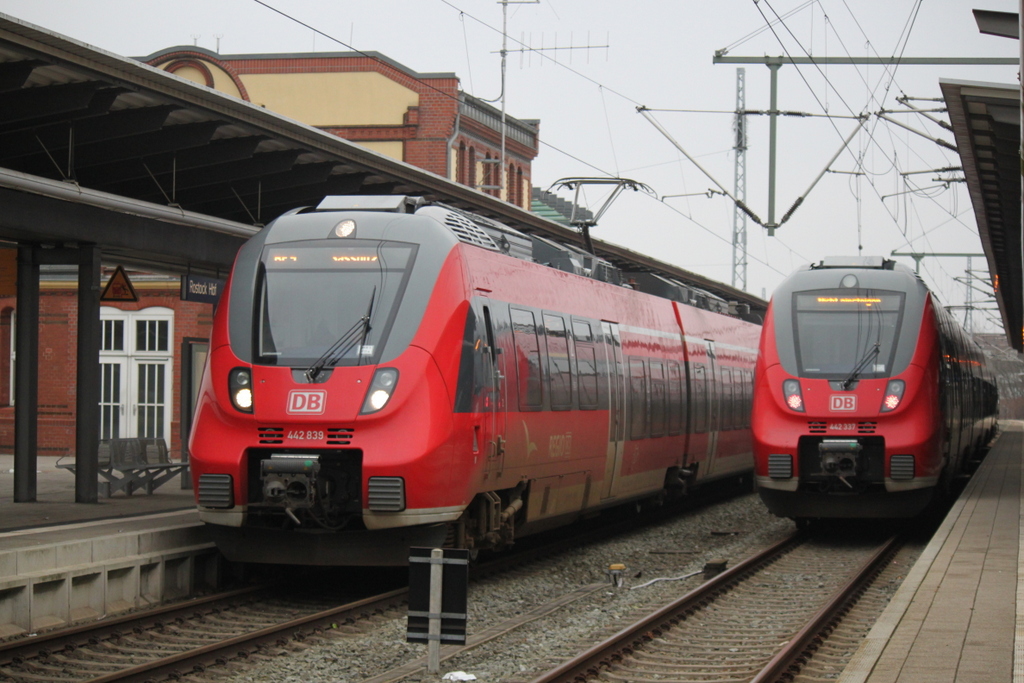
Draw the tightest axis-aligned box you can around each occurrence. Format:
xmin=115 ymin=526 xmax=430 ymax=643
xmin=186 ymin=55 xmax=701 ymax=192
xmin=0 ymin=455 xmax=218 ymax=636
xmin=840 ymin=421 xmax=1024 ymax=682
xmin=0 ymin=455 xmax=195 ymax=533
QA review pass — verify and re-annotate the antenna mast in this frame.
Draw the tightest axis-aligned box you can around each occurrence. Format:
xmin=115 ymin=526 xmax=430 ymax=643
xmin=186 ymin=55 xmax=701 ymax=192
xmin=732 ymin=68 xmax=748 ymax=291
xmin=493 ymin=0 xmax=540 ymax=197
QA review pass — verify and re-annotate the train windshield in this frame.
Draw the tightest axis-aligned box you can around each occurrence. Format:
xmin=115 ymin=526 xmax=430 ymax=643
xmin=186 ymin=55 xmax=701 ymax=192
xmin=792 ymin=290 xmax=905 ymax=379
xmin=255 ymin=240 xmax=417 ymax=366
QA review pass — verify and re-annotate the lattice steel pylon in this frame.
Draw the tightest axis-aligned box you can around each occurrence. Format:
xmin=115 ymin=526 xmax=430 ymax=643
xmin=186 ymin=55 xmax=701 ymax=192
xmin=732 ymin=68 xmax=748 ymax=291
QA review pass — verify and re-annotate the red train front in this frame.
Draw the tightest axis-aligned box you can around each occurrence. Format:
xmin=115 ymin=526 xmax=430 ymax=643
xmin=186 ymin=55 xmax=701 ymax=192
xmin=189 ymin=195 xmax=761 ymax=565
xmin=752 ymin=256 xmax=997 ymax=522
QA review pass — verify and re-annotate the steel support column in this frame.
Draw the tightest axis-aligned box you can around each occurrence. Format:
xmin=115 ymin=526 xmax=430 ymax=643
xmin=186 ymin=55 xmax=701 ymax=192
xmin=14 ymin=245 xmax=38 ymax=502
xmin=766 ymin=61 xmax=780 ymax=236
xmin=75 ymin=245 xmax=101 ymax=503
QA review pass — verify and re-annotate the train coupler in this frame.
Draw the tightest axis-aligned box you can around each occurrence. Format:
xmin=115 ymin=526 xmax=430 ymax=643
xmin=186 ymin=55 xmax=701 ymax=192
xmin=818 ymin=439 xmax=863 ymax=489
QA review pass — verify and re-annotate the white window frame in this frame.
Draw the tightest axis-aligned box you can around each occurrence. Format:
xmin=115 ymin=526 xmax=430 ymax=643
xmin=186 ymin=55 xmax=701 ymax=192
xmin=99 ymin=306 xmax=174 ymax=441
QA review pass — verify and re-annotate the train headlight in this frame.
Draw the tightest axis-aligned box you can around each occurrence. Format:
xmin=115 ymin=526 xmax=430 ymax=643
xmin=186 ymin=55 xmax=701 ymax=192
xmin=782 ymin=379 xmax=805 ymax=412
xmin=333 ymin=219 xmax=356 ymax=238
xmin=361 ymin=368 xmax=399 ymax=414
xmin=229 ymin=367 xmax=254 ymax=413
xmin=880 ymin=379 xmax=905 ymax=413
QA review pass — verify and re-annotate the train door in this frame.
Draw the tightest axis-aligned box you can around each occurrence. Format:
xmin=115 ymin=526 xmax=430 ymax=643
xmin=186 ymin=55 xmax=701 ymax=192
xmin=600 ymin=322 xmax=626 ymax=499
xmin=703 ymin=341 xmax=721 ymax=476
xmin=482 ymin=304 xmax=507 ymax=478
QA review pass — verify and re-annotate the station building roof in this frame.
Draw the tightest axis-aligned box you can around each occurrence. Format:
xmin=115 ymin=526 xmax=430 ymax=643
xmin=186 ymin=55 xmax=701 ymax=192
xmin=941 ymin=78 xmax=1022 ymax=350
xmin=0 ymin=12 xmax=764 ymax=313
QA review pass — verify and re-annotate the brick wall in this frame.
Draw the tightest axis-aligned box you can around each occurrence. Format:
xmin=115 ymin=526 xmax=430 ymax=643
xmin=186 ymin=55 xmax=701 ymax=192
xmin=147 ymin=49 xmax=534 ymax=195
xmin=0 ymin=286 xmax=213 ymax=458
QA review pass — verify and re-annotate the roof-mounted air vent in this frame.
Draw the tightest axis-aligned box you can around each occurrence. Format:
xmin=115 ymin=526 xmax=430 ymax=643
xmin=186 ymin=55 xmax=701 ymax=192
xmin=443 ymin=211 xmax=500 ymax=251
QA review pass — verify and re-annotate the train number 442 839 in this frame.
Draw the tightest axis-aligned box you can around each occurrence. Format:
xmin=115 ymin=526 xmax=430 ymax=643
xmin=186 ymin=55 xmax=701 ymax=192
xmin=288 ymin=430 xmax=325 ymax=440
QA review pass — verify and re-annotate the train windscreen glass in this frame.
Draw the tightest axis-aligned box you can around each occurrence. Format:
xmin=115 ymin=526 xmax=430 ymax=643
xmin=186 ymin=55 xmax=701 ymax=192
xmin=792 ymin=290 xmax=904 ymax=379
xmin=256 ymin=241 xmax=416 ymax=365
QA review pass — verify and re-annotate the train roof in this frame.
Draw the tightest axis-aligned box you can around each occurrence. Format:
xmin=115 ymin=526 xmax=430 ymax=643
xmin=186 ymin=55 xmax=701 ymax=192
xmin=773 ymin=256 xmax=927 ymax=299
xmin=280 ymin=196 xmax=759 ymax=323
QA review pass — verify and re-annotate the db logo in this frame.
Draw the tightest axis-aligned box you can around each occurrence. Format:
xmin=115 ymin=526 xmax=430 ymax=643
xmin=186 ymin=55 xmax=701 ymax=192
xmin=830 ymin=395 xmax=857 ymax=412
xmin=287 ymin=390 xmax=327 ymax=415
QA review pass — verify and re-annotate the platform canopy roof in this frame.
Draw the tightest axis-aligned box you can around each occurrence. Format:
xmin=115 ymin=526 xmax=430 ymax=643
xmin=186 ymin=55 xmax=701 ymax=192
xmin=0 ymin=13 xmax=765 ymax=314
xmin=941 ymin=78 xmax=1022 ymax=351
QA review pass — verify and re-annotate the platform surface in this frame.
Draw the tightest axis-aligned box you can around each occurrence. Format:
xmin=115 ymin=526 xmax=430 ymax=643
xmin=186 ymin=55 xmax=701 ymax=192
xmin=0 ymin=454 xmax=197 ymax=550
xmin=840 ymin=421 xmax=1023 ymax=682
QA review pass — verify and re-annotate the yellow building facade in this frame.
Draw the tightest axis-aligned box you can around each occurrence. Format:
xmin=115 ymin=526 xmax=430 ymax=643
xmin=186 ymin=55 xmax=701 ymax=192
xmin=144 ymin=47 xmax=539 ymax=209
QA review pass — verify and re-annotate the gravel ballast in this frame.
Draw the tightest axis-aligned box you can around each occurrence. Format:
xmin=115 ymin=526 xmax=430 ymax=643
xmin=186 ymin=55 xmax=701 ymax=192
xmin=223 ymin=492 xmax=795 ymax=683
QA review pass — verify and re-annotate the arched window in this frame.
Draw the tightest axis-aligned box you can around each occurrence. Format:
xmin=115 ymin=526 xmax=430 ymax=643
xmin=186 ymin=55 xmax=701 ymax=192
xmin=458 ymin=142 xmax=467 ymax=185
xmin=467 ymin=146 xmax=476 ymax=189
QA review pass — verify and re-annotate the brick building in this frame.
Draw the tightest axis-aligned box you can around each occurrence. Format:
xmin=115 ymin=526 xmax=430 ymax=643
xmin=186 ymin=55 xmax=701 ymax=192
xmin=0 ymin=48 xmax=541 ymax=458
xmin=143 ymin=47 xmax=540 ymax=206
xmin=0 ymin=271 xmax=212 ymax=457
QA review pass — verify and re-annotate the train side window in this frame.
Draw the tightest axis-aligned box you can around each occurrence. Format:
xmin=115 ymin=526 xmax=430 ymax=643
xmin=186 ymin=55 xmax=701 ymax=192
xmin=693 ymin=364 xmax=707 ymax=433
xmin=628 ymin=357 xmax=648 ymax=440
xmin=667 ymin=360 xmax=683 ymax=435
xmin=544 ymin=313 xmax=572 ymax=410
xmin=510 ymin=307 xmax=543 ymax=410
xmin=721 ymin=368 xmax=733 ymax=430
xmin=572 ymin=319 xmax=593 ymax=343
xmin=573 ymin=320 xmax=599 ymax=410
xmin=650 ymin=360 xmax=666 ymax=438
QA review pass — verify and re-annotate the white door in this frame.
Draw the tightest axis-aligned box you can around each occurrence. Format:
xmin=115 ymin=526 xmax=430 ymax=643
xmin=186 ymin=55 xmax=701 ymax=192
xmin=99 ymin=307 xmax=173 ymax=441
xmin=133 ymin=359 xmax=169 ymax=440
xmin=99 ymin=359 xmax=127 ymax=440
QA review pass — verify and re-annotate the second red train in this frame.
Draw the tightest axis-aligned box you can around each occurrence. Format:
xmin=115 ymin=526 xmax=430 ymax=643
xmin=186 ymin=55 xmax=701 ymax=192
xmin=752 ymin=256 xmax=998 ymax=523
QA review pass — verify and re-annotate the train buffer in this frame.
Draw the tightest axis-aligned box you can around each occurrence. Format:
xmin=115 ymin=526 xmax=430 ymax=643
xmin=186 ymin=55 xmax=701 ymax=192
xmin=56 ymin=438 xmax=189 ymax=497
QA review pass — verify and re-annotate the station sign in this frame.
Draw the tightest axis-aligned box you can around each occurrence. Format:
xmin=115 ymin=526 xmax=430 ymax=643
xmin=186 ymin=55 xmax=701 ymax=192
xmin=180 ymin=274 xmax=224 ymax=304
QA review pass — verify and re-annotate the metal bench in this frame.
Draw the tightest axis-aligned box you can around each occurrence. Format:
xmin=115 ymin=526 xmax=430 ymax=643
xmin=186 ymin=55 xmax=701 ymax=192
xmin=56 ymin=438 xmax=189 ymax=497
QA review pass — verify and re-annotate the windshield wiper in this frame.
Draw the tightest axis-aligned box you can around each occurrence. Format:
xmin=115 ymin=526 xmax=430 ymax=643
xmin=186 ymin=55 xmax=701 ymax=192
xmin=304 ymin=287 xmax=376 ymax=382
xmin=841 ymin=342 xmax=880 ymax=390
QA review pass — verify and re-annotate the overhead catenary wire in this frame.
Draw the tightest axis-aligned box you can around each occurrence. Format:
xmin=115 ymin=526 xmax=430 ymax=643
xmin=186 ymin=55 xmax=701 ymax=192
xmin=250 ymin=0 xmax=612 ymax=176
xmin=750 ymin=0 xmax=968 ymax=300
xmin=248 ymin=0 xmax=988 ymax=322
xmin=249 ymin=0 xmax=808 ymax=289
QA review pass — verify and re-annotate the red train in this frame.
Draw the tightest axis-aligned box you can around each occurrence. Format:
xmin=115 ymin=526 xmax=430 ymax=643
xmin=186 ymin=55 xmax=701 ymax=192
xmin=188 ymin=196 xmax=761 ymax=565
xmin=752 ymin=257 xmax=998 ymax=523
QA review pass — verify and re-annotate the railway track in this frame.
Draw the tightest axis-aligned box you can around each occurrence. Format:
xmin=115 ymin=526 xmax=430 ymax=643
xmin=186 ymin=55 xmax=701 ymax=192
xmin=0 ymin=494 xmax=739 ymax=683
xmin=527 ymin=530 xmax=905 ymax=683
xmin=0 ymin=518 xmax=909 ymax=683
xmin=0 ymin=581 xmax=407 ymax=683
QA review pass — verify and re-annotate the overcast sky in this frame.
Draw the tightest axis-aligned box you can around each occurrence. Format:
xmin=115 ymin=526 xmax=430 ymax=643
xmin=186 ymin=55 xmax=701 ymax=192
xmin=0 ymin=0 xmax=1017 ymax=331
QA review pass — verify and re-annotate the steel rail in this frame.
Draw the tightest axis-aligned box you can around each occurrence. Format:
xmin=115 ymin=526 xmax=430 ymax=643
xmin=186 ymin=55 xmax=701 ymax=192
xmin=530 ymin=532 xmax=901 ymax=683
xmin=749 ymin=534 xmax=902 ymax=683
xmin=92 ymin=513 xmax=659 ymax=683
xmin=86 ymin=587 xmax=409 ymax=683
xmin=0 ymin=584 xmax=267 ymax=660
xmin=0 ymin=507 xmax=658 ymax=681
xmin=528 ymin=531 xmax=804 ymax=683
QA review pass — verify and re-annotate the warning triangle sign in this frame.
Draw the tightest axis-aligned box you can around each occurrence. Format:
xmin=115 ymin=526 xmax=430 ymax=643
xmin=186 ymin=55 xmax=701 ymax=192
xmin=101 ymin=265 xmax=139 ymax=302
